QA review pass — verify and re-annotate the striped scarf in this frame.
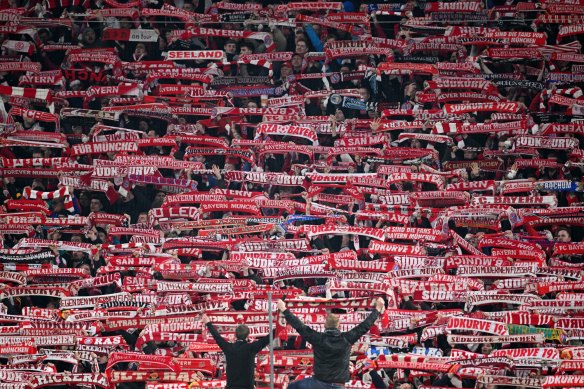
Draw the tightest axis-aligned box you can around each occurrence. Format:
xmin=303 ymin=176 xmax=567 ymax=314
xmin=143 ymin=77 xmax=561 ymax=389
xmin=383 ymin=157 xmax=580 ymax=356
xmin=539 ymin=87 xmax=583 ymax=111
xmin=23 ymin=186 xmax=75 ymax=213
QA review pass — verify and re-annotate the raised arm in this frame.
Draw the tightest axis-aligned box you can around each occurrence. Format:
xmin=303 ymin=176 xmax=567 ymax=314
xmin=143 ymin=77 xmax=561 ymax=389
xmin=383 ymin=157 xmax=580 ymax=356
xmin=202 ymin=314 xmax=229 ymax=350
xmin=277 ymin=300 xmax=320 ymax=343
xmin=343 ymin=297 xmax=385 ymax=344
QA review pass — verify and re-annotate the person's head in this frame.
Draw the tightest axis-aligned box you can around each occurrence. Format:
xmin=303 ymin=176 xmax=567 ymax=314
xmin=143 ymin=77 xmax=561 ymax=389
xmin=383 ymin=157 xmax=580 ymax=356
xmin=325 ymin=34 xmax=337 ymax=45
xmin=481 ymin=343 xmax=493 ymax=354
xmin=291 ymin=54 xmax=303 ymax=69
xmin=154 ymin=191 xmax=166 ymax=203
xmin=397 ymin=384 xmax=413 ymax=389
xmin=235 ymin=324 xmax=249 ymax=340
xmin=79 ymin=191 xmax=90 ymax=207
xmin=70 ymin=80 xmax=83 ymax=91
xmin=134 ymin=43 xmax=147 ymax=57
xmin=137 ymin=212 xmax=148 ymax=224
xmin=78 ymin=262 xmax=92 ymax=275
xmin=556 ymin=227 xmax=572 ymax=243
xmin=224 ymin=39 xmax=237 ymax=54
xmin=281 ymin=62 xmax=293 ymax=78
xmin=38 ymin=29 xmax=51 ymax=44
xmin=325 ymin=313 xmax=340 ymax=329
xmin=359 ymin=87 xmax=371 ymax=102
xmin=96 ymin=227 xmax=107 ymax=242
xmin=138 ymin=120 xmax=150 ymax=132
xmin=239 ymin=42 xmax=254 ymax=55
xmin=82 ymin=28 xmax=97 ymax=45
xmin=295 ymin=39 xmax=309 ymax=55
xmin=90 ymin=197 xmax=103 ymax=213
xmin=152 ymin=192 xmax=166 ymax=208
xmin=70 ymin=234 xmax=83 ymax=243
xmin=119 ymin=17 xmax=132 ymax=29
xmin=72 ymin=251 xmax=85 ymax=262
xmin=463 ymin=149 xmax=477 ymax=160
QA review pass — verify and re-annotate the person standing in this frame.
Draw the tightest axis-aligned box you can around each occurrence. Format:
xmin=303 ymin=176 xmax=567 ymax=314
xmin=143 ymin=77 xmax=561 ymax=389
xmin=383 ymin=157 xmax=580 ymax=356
xmin=276 ymin=297 xmax=385 ymax=389
xmin=202 ymin=314 xmax=273 ymax=389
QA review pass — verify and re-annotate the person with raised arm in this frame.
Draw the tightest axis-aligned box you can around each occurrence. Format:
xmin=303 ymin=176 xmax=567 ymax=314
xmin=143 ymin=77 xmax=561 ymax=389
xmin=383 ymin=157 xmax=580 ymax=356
xmin=277 ymin=297 xmax=386 ymax=389
xmin=202 ymin=314 xmax=273 ymax=389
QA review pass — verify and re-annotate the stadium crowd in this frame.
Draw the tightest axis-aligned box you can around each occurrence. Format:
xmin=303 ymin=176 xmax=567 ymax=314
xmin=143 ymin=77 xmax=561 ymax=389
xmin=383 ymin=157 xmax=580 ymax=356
xmin=2 ymin=0 xmax=584 ymax=388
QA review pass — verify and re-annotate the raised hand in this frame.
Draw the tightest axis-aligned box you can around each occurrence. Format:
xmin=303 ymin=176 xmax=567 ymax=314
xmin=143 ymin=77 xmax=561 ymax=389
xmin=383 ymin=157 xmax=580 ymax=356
xmin=212 ymin=164 xmax=222 ymax=180
xmin=276 ymin=299 xmax=287 ymax=312
xmin=374 ymin=297 xmax=385 ymax=313
xmin=370 ymin=118 xmax=382 ymax=133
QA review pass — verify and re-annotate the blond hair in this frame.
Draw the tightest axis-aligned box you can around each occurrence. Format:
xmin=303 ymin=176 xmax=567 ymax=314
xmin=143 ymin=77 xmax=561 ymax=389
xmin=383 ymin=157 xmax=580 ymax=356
xmin=325 ymin=313 xmax=340 ymax=329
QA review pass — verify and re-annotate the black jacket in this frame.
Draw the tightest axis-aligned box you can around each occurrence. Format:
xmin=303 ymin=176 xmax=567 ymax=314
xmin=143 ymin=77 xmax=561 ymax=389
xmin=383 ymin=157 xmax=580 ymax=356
xmin=283 ymin=309 xmax=380 ymax=384
xmin=206 ymin=323 xmax=272 ymax=389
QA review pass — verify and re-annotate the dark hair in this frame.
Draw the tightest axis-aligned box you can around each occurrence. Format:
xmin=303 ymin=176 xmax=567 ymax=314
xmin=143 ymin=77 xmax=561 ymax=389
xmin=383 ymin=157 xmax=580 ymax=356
xmin=240 ymin=42 xmax=254 ymax=52
xmin=235 ymin=324 xmax=249 ymax=340
xmin=556 ymin=226 xmax=572 ymax=237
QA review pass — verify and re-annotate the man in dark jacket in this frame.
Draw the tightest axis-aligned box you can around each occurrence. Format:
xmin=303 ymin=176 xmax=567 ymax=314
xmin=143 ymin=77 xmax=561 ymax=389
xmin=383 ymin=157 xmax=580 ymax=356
xmin=277 ymin=297 xmax=385 ymax=388
xmin=202 ymin=314 xmax=273 ymax=389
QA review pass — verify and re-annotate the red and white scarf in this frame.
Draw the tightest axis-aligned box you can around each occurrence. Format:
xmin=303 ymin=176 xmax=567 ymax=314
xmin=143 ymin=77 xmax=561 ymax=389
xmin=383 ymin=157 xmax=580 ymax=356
xmin=22 ymin=187 xmax=74 ymax=213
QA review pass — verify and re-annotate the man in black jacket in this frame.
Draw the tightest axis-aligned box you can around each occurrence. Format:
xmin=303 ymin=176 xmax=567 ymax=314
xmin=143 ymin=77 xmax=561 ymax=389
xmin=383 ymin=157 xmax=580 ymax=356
xmin=277 ymin=297 xmax=385 ymax=389
xmin=202 ymin=314 xmax=273 ymax=389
